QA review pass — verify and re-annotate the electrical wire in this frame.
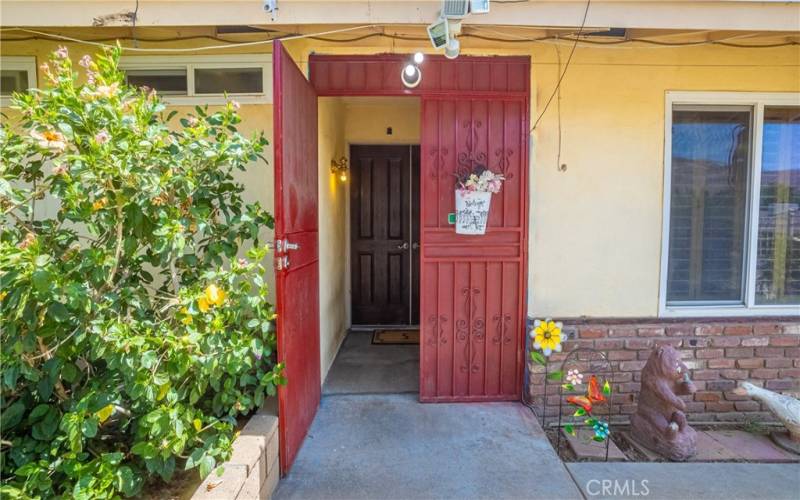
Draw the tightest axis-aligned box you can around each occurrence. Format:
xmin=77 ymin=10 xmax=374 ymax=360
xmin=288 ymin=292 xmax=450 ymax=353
xmin=531 ymin=0 xmax=591 ymax=132
xmin=1 ymin=26 xmax=796 ymax=50
xmin=0 ymin=25 xmax=378 ymax=52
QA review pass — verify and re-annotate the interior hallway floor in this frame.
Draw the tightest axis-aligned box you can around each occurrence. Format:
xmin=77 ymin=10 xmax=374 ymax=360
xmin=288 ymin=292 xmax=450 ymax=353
xmin=322 ymin=331 xmax=419 ymax=395
xmin=274 ymin=330 xmax=582 ymax=500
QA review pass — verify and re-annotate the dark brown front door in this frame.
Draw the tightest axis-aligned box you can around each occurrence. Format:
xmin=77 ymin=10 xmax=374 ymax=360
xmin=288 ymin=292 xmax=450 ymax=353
xmin=351 ymin=145 xmax=420 ymax=325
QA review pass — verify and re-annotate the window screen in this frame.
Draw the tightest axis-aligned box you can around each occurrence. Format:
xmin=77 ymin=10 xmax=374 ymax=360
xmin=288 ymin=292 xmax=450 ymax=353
xmin=194 ymin=67 xmax=263 ymax=95
xmin=125 ymin=68 xmax=188 ymax=95
xmin=666 ymin=107 xmax=752 ymax=304
xmin=755 ymin=106 xmax=800 ymax=305
xmin=1 ymin=69 xmax=30 ymax=96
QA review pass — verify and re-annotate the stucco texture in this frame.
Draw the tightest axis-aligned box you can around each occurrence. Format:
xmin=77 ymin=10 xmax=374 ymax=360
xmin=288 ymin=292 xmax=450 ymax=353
xmin=3 ymin=34 xmax=798 ymax=327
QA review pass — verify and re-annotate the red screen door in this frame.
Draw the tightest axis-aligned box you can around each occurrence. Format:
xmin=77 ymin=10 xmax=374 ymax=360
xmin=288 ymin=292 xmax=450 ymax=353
xmin=273 ymin=40 xmax=320 ymax=474
xmin=419 ymin=96 xmax=529 ymax=402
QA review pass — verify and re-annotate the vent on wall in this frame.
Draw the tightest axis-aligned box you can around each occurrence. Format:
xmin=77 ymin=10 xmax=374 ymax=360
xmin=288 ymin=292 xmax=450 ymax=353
xmin=584 ymin=28 xmax=628 ymax=38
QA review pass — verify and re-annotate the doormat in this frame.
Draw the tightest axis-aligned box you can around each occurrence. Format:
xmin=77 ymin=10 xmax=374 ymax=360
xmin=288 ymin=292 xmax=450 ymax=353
xmin=372 ymin=329 xmax=420 ymax=345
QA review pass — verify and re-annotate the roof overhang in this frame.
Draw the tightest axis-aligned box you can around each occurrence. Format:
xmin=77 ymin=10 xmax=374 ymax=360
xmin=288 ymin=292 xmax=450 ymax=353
xmin=1 ymin=1 xmax=799 ymax=32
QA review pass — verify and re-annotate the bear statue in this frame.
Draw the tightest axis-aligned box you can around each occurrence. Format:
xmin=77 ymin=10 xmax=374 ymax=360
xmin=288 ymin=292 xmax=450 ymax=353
xmin=630 ymin=345 xmax=698 ymax=461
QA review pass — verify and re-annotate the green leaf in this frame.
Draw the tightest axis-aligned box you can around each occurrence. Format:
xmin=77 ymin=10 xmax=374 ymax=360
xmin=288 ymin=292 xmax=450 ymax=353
xmin=141 ymin=350 xmax=158 ymax=370
xmin=603 ymin=380 xmax=612 ymax=396
xmin=0 ymin=402 xmax=26 ymax=431
xmin=564 ymin=424 xmax=576 ymax=436
xmin=115 ymin=466 xmax=138 ymax=497
xmin=585 ymin=418 xmax=597 ymax=426
xmin=131 ymin=442 xmax=157 ymax=459
xmin=562 ymin=383 xmax=574 ymax=391
xmin=573 ymin=408 xmax=586 ymax=417
xmin=31 ymin=269 xmax=51 ymax=294
xmin=81 ymin=417 xmax=98 ymax=438
xmin=199 ymin=455 xmax=215 ymax=479
xmin=530 ymin=351 xmax=546 ymax=366
xmin=547 ymin=370 xmax=564 ymax=381
xmin=592 ymin=435 xmax=606 ymax=443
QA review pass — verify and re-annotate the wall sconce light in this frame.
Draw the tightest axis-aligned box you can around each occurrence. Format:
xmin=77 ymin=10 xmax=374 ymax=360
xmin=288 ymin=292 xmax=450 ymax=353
xmin=331 ymin=157 xmax=348 ymax=182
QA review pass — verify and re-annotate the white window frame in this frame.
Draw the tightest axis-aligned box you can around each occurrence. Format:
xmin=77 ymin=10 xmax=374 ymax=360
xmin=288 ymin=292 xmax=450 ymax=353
xmin=660 ymin=91 xmax=800 ymax=318
xmin=119 ymin=54 xmax=272 ymax=105
xmin=1 ymin=56 xmax=37 ymax=107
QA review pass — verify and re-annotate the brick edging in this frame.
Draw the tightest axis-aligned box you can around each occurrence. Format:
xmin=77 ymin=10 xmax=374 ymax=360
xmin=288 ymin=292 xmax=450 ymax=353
xmin=192 ymin=400 xmax=280 ymax=499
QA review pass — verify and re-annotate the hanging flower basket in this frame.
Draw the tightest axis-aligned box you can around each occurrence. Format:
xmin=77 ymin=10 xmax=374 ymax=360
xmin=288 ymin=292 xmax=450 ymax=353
xmin=454 ymin=166 xmax=505 ymax=235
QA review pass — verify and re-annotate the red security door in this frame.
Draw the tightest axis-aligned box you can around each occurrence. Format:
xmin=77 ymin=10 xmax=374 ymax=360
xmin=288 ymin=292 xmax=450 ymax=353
xmin=307 ymin=54 xmax=531 ymax=402
xmin=419 ymin=96 xmax=529 ymax=402
xmin=272 ymin=40 xmax=320 ymax=474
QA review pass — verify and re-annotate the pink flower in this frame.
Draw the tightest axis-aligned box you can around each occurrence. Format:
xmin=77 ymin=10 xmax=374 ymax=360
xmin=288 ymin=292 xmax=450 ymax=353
xmin=230 ymin=100 xmax=241 ymax=110
xmin=19 ymin=232 xmax=36 ymax=250
xmin=55 ymin=46 xmax=69 ymax=59
xmin=52 ymin=164 xmax=69 ymax=176
xmin=79 ymin=55 xmax=92 ymax=68
xmin=238 ymin=258 xmax=247 ymax=266
xmin=94 ymin=130 xmax=110 ymax=144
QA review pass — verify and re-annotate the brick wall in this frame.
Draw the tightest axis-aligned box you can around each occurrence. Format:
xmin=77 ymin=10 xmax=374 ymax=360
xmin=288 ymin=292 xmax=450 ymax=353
xmin=527 ymin=319 xmax=800 ymax=424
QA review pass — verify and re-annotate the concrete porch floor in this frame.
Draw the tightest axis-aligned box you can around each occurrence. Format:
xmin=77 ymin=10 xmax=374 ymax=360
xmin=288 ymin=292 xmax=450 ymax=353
xmin=273 ymin=331 xmax=800 ymax=499
xmin=275 ymin=330 xmax=582 ymax=499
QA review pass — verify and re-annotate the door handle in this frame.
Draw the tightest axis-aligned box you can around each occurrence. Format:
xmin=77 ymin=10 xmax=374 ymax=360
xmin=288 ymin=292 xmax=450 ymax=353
xmin=397 ymin=242 xmax=410 ymax=250
xmin=412 ymin=242 xmax=420 ymax=250
xmin=273 ymin=239 xmax=300 ymax=252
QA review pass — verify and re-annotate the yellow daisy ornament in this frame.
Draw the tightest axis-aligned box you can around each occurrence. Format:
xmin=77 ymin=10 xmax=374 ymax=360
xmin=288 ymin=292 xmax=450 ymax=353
xmin=531 ymin=318 xmax=563 ymax=356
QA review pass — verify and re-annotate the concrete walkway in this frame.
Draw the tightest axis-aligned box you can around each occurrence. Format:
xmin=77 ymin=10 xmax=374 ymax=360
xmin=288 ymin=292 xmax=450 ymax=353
xmin=274 ymin=393 xmax=582 ymax=500
xmin=567 ymin=462 xmax=800 ymax=500
xmin=275 ymin=332 xmax=800 ymax=500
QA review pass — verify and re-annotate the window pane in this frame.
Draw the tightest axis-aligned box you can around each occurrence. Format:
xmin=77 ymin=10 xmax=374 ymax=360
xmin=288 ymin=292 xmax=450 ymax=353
xmin=755 ymin=106 xmax=800 ymax=305
xmin=667 ymin=107 xmax=751 ymax=303
xmin=1 ymin=69 xmax=29 ymax=96
xmin=194 ymin=67 xmax=262 ymax=94
xmin=125 ymin=69 xmax=187 ymax=95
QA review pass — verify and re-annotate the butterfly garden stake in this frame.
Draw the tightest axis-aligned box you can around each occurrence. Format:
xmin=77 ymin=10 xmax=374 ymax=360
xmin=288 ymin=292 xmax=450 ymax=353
xmin=556 ymin=348 xmax=615 ymax=461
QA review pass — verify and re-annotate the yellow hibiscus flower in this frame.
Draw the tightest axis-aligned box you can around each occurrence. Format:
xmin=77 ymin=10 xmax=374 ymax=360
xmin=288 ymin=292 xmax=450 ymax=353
xmin=180 ymin=307 xmax=193 ymax=325
xmin=198 ymin=297 xmax=210 ymax=313
xmin=204 ymin=284 xmax=226 ymax=306
xmin=531 ymin=318 xmax=563 ymax=356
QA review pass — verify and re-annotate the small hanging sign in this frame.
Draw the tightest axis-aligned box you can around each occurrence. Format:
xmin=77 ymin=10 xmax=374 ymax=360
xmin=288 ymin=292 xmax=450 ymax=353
xmin=447 ymin=213 xmax=456 ymax=225
xmin=455 ymin=190 xmax=492 ymax=235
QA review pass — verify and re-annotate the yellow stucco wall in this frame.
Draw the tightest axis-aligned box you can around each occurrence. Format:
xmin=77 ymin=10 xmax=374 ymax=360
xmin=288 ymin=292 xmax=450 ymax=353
xmin=317 ymin=97 xmax=347 ymax=381
xmin=528 ymin=43 xmax=800 ymax=317
xmin=3 ymin=35 xmax=798 ymax=327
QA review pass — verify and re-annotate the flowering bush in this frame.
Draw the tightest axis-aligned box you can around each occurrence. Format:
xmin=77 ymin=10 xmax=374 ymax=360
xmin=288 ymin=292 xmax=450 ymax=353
xmin=0 ymin=47 xmax=282 ymax=498
xmin=456 ymin=165 xmax=504 ymax=194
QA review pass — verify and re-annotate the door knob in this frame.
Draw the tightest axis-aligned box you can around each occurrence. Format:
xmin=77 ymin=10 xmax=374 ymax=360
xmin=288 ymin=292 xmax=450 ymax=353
xmin=412 ymin=242 xmax=420 ymax=250
xmin=397 ymin=242 xmax=410 ymax=250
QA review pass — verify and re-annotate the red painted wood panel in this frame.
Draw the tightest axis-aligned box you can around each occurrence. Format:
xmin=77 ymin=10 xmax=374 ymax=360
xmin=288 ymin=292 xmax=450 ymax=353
xmin=273 ymin=40 xmax=320 ymax=475
xmin=309 ymin=54 xmax=530 ymax=97
xmin=419 ymin=95 xmax=529 ymax=402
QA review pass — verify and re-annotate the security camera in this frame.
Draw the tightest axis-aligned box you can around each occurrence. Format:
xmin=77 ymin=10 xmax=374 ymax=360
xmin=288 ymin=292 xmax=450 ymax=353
xmin=427 ymin=17 xmax=450 ymax=49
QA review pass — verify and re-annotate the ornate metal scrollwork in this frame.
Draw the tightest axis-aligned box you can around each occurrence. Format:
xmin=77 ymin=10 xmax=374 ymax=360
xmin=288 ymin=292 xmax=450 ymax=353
xmin=456 ymin=120 xmax=487 ymax=180
xmin=428 ymin=147 xmax=448 ymax=180
xmin=492 ymin=313 xmax=512 ymax=345
xmin=494 ymin=147 xmax=515 ymax=180
xmin=426 ymin=314 xmax=448 ymax=346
